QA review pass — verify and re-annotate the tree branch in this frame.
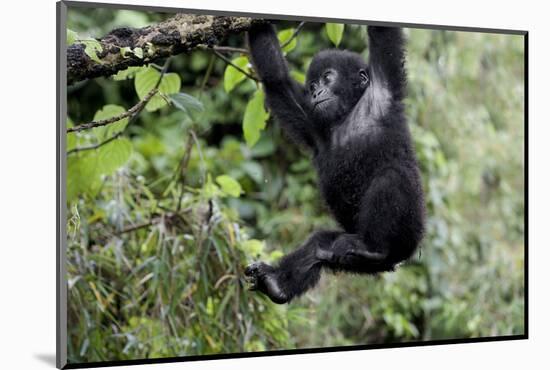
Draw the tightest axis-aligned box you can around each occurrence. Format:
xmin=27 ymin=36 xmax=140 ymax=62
xmin=67 ymin=88 xmax=158 ymax=133
xmin=67 ymin=59 xmax=171 ymax=156
xmin=68 ymin=14 xmax=265 ymax=85
xmin=211 ymin=45 xmax=249 ymax=54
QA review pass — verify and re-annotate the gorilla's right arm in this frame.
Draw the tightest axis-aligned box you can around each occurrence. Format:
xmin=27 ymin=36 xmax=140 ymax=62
xmin=366 ymin=27 xmax=407 ymax=108
xmin=247 ymin=24 xmax=316 ymax=150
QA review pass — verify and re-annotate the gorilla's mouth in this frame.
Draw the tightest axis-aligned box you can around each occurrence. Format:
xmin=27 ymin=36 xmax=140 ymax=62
xmin=313 ymin=98 xmax=334 ymax=111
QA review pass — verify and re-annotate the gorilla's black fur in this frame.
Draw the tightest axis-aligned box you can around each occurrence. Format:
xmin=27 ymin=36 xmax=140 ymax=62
xmin=245 ymin=24 xmax=426 ymax=304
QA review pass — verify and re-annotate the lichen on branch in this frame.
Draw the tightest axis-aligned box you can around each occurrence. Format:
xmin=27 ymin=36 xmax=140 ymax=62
xmin=67 ymin=14 xmax=262 ymax=85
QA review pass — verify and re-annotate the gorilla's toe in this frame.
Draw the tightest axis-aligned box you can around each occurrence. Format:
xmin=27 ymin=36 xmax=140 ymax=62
xmin=244 ymin=262 xmax=290 ymax=304
xmin=245 ymin=261 xmax=272 ymax=277
xmin=244 ymin=263 xmax=260 ymax=277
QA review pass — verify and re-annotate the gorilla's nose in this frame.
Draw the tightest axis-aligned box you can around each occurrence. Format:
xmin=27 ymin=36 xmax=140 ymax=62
xmin=313 ymin=88 xmax=327 ymax=100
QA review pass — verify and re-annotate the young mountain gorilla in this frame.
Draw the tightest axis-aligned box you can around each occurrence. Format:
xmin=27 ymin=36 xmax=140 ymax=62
xmin=244 ymin=23 xmax=426 ymax=304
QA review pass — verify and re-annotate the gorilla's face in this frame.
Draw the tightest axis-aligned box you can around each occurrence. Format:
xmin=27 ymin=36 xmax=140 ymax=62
xmin=306 ymin=50 xmax=369 ymax=123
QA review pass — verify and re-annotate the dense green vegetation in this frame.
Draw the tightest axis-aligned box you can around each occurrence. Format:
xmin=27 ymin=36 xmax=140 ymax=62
xmin=65 ymin=8 xmax=525 ymax=364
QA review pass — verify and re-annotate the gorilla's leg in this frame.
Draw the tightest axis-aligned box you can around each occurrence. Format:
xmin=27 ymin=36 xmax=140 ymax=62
xmin=245 ymin=230 xmax=341 ymax=304
xmin=315 ymin=233 xmax=394 ymax=274
xmin=315 ymin=173 xmax=410 ymax=272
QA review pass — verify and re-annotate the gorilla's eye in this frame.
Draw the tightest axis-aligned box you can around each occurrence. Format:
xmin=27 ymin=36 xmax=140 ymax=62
xmin=323 ymin=71 xmax=333 ymax=83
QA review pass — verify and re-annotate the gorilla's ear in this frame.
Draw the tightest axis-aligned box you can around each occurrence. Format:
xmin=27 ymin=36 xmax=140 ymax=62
xmin=359 ymin=69 xmax=369 ymax=87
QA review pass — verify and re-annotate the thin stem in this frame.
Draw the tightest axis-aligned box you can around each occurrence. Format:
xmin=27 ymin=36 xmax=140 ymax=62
xmin=199 ymin=55 xmax=215 ymax=98
xmin=280 ymin=21 xmax=306 ymax=49
xmin=67 ymin=132 xmax=122 ymax=155
xmin=67 ymin=88 xmax=158 ymax=133
xmin=212 ymin=49 xmax=258 ymax=82
xmin=189 ymin=129 xmax=206 ymax=185
xmin=212 ymin=46 xmax=249 ymax=54
xmin=67 ymin=58 xmax=172 ymax=156
xmin=116 ymin=220 xmax=155 ymax=235
xmin=176 ymin=130 xmax=195 ymax=212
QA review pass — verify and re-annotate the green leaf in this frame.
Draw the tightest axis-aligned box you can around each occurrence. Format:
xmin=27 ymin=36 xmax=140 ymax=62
xmin=66 ymin=138 xmax=132 ymax=201
xmin=169 ymin=93 xmax=204 ymax=115
xmin=240 ymin=239 xmax=265 ymax=257
xmin=241 ymin=161 xmax=263 ymax=184
xmin=206 ymin=297 xmax=214 ymax=316
xmin=96 ymin=137 xmax=133 ymax=175
xmin=135 ymin=67 xmax=162 ymax=98
xmin=134 ymin=67 xmax=181 ymax=112
xmin=112 ymin=9 xmax=150 ymax=28
xmin=92 ymin=104 xmax=129 ymax=141
xmin=112 ymin=66 xmax=144 ymax=81
xmin=67 ymin=153 xmax=101 ymax=201
xmin=216 ymin=175 xmax=243 ymax=197
xmin=223 ymin=56 xmax=250 ymax=93
xmin=81 ymin=39 xmax=103 ymax=64
xmin=326 ymin=23 xmax=345 ymax=46
xmin=269 ymin=250 xmax=284 ymax=262
xmin=67 ymin=117 xmax=76 ymax=150
xmin=250 ymin=135 xmax=275 ymax=158
xmin=67 ymin=134 xmax=76 ymax=152
xmin=290 ymin=70 xmax=306 ymax=84
xmin=67 ymin=29 xmax=78 ymax=46
xmin=277 ymin=28 xmax=297 ymax=53
xmin=243 ymin=89 xmax=269 ymax=147
xmin=202 ymin=174 xmax=223 ymax=199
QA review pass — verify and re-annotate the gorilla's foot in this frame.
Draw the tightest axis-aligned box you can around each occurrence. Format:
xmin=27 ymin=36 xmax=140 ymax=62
xmin=245 ymin=262 xmax=290 ymax=304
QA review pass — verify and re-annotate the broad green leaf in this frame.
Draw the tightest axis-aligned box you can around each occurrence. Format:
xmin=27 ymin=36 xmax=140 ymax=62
xmin=216 ymin=175 xmax=243 ymax=197
xmin=135 ymin=67 xmax=181 ymax=112
xmin=67 ymin=153 xmax=101 ymax=201
xmin=66 ymin=134 xmax=76 ymax=152
xmin=269 ymin=250 xmax=284 ymax=262
xmin=96 ymin=137 xmax=133 ymax=175
xmin=81 ymin=39 xmax=103 ymax=64
xmin=223 ymin=56 xmax=250 ymax=93
xmin=92 ymin=104 xmax=129 ymax=141
xmin=135 ymin=66 xmax=164 ymax=98
xmin=202 ymin=174 xmax=223 ymax=199
xmin=250 ymin=135 xmax=275 ymax=158
xmin=112 ymin=9 xmax=150 ymax=28
xmin=240 ymin=239 xmax=265 ymax=257
xmin=290 ymin=70 xmax=306 ymax=84
xmin=67 ymin=29 xmax=78 ymax=46
xmin=169 ymin=93 xmax=204 ymax=115
xmin=66 ymin=138 xmax=132 ymax=201
xmin=277 ymin=28 xmax=297 ymax=53
xmin=206 ymin=297 xmax=214 ymax=316
xmin=112 ymin=66 xmax=144 ymax=81
xmin=158 ymin=74 xmax=181 ymax=94
xmin=67 ymin=117 xmax=76 ymax=150
xmin=326 ymin=23 xmax=345 ymax=46
xmin=241 ymin=161 xmax=263 ymax=184
xmin=243 ymin=89 xmax=269 ymax=147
